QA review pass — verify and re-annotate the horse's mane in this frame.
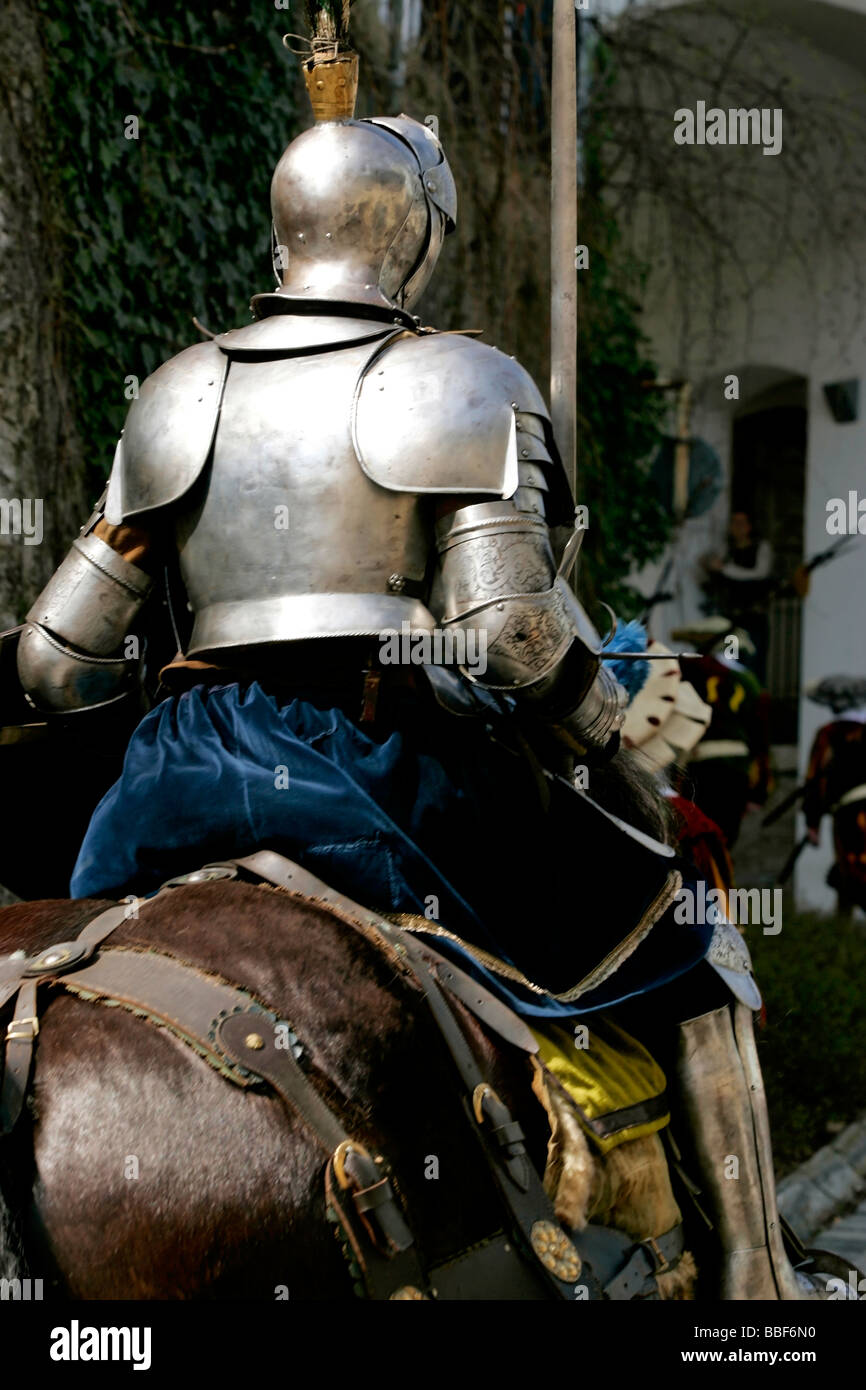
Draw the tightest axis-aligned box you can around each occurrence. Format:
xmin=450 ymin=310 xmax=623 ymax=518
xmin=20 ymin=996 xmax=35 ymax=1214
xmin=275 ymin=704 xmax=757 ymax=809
xmin=591 ymin=747 xmax=673 ymax=845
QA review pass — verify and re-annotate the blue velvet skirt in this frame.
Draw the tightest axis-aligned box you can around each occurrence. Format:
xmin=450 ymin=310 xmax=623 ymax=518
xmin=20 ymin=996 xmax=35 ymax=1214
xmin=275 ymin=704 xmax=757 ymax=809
xmin=72 ymin=681 xmax=484 ymax=928
xmin=71 ymin=681 xmax=711 ymax=1018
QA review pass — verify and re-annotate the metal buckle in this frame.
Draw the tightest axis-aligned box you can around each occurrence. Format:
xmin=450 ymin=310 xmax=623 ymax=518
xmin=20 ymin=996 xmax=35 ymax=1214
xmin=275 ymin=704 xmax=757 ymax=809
xmin=159 ymin=864 xmax=238 ymax=890
xmin=641 ymin=1235 xmax=670 ymax=1275
xmin=6 ymin=1016 xmax=39 ymax=1043
xmin=333 ymin=1139 xmax=373 ymax=1191
xmin=472 ymin=1081 xmax=502 ymax=1124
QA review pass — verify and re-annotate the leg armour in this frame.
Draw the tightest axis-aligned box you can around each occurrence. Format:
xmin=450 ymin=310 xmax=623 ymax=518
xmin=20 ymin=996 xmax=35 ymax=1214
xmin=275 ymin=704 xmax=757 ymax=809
xmin=676 ymin=1004 xmax=803 ymax=1300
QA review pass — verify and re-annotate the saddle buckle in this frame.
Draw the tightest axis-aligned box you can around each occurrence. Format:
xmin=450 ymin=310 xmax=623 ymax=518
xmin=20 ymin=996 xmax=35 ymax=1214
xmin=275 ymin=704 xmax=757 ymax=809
xmin=641 ymin=1234 xmax=670 ymax=1275
xmin=6 ymin=1016 xmax=39 ymax=1043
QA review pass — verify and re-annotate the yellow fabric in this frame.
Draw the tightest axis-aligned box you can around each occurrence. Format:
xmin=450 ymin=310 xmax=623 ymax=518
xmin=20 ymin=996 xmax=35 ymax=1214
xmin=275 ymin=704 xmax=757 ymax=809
xmin=531 ymin=1015 xmax=669 ymax=1155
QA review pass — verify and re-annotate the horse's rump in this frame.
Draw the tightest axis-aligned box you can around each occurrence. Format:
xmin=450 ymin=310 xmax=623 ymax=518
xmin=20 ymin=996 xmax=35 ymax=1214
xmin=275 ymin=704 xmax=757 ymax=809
xmin=0 ymin=882 xmax=535 ymax=1299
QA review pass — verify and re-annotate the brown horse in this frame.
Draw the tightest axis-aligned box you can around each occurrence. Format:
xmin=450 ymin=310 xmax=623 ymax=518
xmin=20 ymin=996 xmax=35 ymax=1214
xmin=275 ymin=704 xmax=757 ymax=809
xmin=0 ymin=745 xmax=706 ymax=1301
xmin=0 ymin=731 xmax=852 ymax=1301
xmin=0 ymin=876 xmax=579 ymax=1300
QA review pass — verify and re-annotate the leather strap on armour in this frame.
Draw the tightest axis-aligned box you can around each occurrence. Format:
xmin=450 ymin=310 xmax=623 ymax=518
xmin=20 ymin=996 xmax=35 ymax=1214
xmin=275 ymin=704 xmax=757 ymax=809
xmin=602 ymin=1225 xmax=685 ymax=1300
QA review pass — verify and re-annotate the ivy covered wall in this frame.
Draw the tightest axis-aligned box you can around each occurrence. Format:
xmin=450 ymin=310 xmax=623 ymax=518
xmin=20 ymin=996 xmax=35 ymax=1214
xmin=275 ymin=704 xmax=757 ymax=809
xmin=11 ymin=0 xmax=669 ymax=619
xmin=38 ymin=2 xmax=303 ymax=501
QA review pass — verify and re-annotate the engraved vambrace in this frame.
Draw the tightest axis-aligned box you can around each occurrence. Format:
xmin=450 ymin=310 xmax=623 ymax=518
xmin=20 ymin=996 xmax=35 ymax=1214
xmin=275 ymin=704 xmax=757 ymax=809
xmin=17 ymin=505 xmax=153 ymax=714
xmin=431 ymin=495 xmax=626 ymax=752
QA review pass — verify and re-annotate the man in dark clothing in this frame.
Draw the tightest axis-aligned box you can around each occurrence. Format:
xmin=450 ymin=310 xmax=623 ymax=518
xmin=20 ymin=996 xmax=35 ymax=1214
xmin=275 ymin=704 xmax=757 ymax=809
xmin=804 ymin=676 xmax=866 ymax=916
xmin=702 ymin=512 xmax=774 ymax=682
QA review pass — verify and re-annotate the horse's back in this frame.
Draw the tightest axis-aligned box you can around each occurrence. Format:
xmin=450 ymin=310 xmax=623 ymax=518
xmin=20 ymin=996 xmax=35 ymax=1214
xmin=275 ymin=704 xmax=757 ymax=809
xmin=0 ymin=882 xmax=523 ymax=1298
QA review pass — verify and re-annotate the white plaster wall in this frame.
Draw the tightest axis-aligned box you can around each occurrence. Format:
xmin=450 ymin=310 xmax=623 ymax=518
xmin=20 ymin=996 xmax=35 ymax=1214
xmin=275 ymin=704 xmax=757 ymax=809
xmin=796 ymin=365 xmax=866 ymax=910
xmin=611 ymin=13 xmax=866 ymax=909
xmin=631 ymin=309 xmax=866 ymax=909
xmin=630 ymin=393 xmax=734 ymax=648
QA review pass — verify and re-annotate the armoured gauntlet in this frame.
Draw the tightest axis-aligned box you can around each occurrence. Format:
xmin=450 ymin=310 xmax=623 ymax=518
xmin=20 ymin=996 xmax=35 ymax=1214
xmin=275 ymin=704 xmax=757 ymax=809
xmin=17 ymin=500 xmax=153 ymax=714
xmin=432 ymin=490 xmax=626 ymax=753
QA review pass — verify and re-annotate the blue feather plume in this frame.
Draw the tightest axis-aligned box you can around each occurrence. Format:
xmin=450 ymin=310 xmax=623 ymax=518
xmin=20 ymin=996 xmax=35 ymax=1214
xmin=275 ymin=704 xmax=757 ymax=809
xmin=602 ymin=619 xmax=650 ymax=702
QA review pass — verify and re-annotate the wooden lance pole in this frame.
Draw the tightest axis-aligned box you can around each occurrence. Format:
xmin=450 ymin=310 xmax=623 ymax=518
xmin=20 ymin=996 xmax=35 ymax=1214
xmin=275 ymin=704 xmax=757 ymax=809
xmin=550 ymin=0 xmax=578 ymax=503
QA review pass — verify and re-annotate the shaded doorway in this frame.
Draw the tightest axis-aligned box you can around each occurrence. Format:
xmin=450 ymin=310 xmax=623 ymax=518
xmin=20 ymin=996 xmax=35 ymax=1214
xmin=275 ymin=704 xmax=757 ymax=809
xmin=731 ymin=384 xmax=807 ymax=742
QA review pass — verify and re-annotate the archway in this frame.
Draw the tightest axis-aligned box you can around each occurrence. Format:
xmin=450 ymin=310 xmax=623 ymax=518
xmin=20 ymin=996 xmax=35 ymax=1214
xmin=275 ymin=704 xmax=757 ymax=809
xmin=730 ymin=373 xmax=807 ymax=741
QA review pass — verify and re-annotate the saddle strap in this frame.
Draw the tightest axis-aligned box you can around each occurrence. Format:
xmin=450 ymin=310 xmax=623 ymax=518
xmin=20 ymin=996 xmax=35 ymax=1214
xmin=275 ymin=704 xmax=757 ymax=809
xmin=0 ymin=900 xmax=152 ymax=1132
xmin=233 ymin=851 xmax=597 ymax=1301
xmin=214 ymin=1007 xmax=423 ymax=1272
xmin=2 ymin=979 xmax=37 ymax=1131
xmin=232 ymin=852 xmax=540 ymax=1057
xmin=1 ymin=947 xmax=426 ymax=1287
xmin=0 ymin=944 xmax=267 ymax=1134
xmin=0 ymin=900 xmax=137 ymax=1011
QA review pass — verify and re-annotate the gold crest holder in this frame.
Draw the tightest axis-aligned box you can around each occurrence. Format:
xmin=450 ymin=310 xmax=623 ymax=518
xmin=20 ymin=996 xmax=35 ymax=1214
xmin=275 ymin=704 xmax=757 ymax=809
xmin=302 ymin=49 xmax=359 ymax=122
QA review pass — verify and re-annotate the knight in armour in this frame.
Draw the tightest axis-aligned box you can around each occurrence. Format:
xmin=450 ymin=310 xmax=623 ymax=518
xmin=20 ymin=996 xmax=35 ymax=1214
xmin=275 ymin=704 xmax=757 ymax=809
xmin=6 ymin=37 xmax=821 ymax=1300
xmin=19 ymin=56 xmax=631 ymax=984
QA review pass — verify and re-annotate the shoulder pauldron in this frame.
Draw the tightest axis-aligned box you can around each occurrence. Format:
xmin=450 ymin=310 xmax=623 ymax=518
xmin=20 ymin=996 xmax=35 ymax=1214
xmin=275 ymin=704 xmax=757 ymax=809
xmin=352 ymin=332 xmax=572 ymax=522
xmin=105 ymin=340 xmax=228 ymax=523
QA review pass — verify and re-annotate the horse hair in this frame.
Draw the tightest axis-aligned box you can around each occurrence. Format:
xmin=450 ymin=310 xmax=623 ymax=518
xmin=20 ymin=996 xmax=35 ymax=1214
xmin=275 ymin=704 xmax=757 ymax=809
xmin=591 ymin=747 xmax=673 ymax=844
xmin=0 ymin=1179 xmax=26 ymax=1283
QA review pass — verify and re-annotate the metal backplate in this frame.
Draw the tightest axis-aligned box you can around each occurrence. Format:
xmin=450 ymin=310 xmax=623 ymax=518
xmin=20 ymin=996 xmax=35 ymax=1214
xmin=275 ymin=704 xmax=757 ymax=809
xmin=216 ymin=315 xmax=393 ymax=358
xmin=176 ymin=343 xmax=434 ymax=653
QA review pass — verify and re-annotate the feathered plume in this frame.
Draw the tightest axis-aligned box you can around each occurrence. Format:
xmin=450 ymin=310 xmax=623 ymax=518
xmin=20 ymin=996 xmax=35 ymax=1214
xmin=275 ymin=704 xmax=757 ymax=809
xmin=602 ymin=619 xmax=650 ymax=701
xmin=304 ymin=2 xmax=353 ymax=50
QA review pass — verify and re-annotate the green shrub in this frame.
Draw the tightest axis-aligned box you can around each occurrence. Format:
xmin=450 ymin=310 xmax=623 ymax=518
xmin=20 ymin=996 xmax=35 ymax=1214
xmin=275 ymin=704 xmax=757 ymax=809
xmin=749 ymin=907 xmax=866 ymax=1173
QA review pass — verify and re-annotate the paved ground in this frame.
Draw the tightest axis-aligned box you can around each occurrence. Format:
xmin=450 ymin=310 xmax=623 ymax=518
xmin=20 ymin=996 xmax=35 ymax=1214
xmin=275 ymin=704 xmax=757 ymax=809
xmin=812 ymin=1199 xmax=866 ymax=1279
xmin=730 ymin=748 xmax=798 ymax=891
xmin=777 ymin=1114 xmax=866 ymax=1286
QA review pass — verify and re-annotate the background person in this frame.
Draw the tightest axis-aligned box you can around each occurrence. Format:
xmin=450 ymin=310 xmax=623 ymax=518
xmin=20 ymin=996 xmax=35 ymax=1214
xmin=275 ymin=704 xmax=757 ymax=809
xmin=702 ymin=511 xmax=774 ymax=681
xmin=670 ymin=618 xmax=771 ymax=849
xmin=803 ymin=676 xmax=866 ymax=918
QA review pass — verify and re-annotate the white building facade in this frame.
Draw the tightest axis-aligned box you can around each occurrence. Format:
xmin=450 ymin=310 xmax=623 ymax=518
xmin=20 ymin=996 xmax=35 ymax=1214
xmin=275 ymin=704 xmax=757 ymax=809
xmin=607 ymin=0 xmax=866 ymax=909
